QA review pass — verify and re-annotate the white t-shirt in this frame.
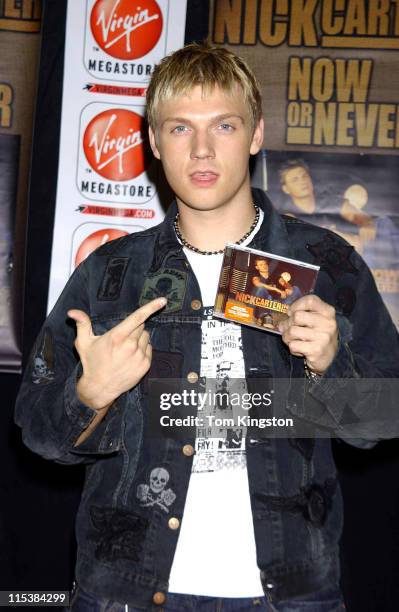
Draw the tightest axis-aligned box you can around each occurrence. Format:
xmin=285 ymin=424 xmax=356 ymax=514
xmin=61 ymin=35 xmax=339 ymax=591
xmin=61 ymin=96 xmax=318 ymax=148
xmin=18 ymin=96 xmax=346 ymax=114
xmin=168 ymin=211 xmax=265 ymax=597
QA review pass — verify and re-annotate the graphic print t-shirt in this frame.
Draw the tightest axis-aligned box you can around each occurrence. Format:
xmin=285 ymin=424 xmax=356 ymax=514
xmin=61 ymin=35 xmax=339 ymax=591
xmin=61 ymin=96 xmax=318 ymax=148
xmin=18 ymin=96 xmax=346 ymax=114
xmin=168 ymin=212 xmax=264 ymax=597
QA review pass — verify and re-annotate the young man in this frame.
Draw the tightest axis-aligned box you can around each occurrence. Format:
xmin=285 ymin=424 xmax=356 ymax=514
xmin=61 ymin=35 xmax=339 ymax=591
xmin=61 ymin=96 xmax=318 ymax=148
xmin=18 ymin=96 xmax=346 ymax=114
xmin=252 ymin=258 xmax=283 ymax=300
xmin=16 ymin=44 xmax=399 ymax=611
xmin=279 ymin=159 xmax=316 ymax=215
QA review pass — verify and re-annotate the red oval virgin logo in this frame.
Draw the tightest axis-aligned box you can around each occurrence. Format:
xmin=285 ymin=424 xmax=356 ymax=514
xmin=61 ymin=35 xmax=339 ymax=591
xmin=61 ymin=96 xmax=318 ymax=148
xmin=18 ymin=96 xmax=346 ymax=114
xmin=90 ymin=0 xmax=163 ymax=60
xmin=83 ymin=108 xmax=147 ymax=181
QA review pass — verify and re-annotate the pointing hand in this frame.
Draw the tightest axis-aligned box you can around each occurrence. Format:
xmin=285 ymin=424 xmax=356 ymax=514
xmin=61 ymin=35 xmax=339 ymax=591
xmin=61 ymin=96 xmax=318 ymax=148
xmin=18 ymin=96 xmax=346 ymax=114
xmin=68 ymin=297 xmax=166 ymax=411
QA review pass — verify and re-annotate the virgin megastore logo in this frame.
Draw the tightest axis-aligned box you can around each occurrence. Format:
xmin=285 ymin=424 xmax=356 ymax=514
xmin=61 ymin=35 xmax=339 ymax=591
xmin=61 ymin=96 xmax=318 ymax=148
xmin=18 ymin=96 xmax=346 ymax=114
xmin=78 ymin=104 xmax=157 ymax=205
xmin=85 ymin=0 xmax=167 ymax=83
xmin=91 ymin=0 xmax=163 ymax=59
xmin=84 ymin=108 xmax=146 ymax=180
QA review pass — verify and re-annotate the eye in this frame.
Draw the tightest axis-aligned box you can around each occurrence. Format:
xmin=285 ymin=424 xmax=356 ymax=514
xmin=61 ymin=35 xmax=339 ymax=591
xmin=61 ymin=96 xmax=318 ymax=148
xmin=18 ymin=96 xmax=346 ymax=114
xmin=171 ymin=125 xmax=188 ymax=134
xmin=217 ymin=123 xmax=235 ymax=131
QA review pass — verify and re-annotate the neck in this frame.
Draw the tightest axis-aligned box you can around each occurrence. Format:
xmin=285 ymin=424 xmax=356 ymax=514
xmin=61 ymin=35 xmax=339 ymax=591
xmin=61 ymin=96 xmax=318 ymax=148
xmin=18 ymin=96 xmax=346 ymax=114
xmin=292 ymin=194 xmax=316 ymax=214
xmin=176 ymin=196 xmax=256 ymax=252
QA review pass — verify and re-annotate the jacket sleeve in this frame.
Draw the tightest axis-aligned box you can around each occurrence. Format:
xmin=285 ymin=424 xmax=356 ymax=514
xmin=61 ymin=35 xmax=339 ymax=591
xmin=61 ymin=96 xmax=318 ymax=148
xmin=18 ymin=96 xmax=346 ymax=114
xmin=289 ymin=248 xmax=399 ymax=448
xmin=15 ymin=264 xmax=128 ymax=464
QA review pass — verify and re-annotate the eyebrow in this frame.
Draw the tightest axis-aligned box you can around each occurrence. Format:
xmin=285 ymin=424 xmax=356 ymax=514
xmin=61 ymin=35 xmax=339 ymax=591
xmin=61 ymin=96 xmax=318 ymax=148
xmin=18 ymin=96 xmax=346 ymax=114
xmin=161 ymin=113 xmax=245 ymax=128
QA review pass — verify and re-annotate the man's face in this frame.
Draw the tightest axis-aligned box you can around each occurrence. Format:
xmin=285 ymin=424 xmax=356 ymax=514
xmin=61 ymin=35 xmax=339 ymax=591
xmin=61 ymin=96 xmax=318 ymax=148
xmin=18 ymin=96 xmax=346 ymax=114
xmin=148 ymin=84 xmax=263 ymax=212
xmin=282 ymin=167 xmax=314 ymax=200
xmin=255 ymin=259 xmax=269 ymax=276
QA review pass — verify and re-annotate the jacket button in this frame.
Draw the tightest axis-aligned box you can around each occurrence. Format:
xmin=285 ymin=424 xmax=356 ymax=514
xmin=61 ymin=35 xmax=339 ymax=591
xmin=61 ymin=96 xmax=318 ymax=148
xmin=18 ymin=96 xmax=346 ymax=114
xmin=168 ymin=517 xmax=180 ymax=530
xmin=191 ymin=299 xmax=202 ymax=310
xmin=153 ymin=592 xmax=166 ymax=605
xmin=187 ymin=371 xmax=198 ymax=383
xmin=182 ymin=444 xmax=194 ymax=457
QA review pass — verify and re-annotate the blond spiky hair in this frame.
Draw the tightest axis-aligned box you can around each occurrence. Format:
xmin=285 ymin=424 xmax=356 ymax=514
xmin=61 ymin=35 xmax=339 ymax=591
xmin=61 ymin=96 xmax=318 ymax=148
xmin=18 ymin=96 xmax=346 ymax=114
xmin=146 ymin=42 xmax=263 ymax=129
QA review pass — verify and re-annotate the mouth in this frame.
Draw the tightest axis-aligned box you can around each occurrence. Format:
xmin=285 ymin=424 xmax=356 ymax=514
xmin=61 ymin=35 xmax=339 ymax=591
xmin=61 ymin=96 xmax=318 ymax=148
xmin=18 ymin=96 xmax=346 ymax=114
xmin=190 ymin=171 xmax=219 ymax=187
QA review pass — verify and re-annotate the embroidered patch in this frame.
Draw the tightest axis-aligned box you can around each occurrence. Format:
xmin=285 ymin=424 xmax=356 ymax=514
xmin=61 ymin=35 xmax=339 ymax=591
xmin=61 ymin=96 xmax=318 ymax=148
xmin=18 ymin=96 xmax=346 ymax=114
xmin=97 ymin=257 xmax=130 ymax=301
xmin=335 ymin=286 xmax=356 ymax=316
xmin=31 ymin=328 xmax=55 ymax=385
xmin=339 ymin=402 xmax=360 ymax=426
xmin=89 ymin=506 xmax=148 ymax=562
xmin=136 ymin=467 xmax=176 ymax=513
xmin=255 ymin=477 xmax=337 ymax=528
xmin=141 ymin=350 xmax=183 ymax=395
xmin=148 ymin=350 xmax=183 ymax=379
xmin=139 ymin=268 xmax=187 ymax=313
xmin=306 ymin=234 xmax=357 ymax=282
xmin=305 ymin=479 xmax=337 ymax=527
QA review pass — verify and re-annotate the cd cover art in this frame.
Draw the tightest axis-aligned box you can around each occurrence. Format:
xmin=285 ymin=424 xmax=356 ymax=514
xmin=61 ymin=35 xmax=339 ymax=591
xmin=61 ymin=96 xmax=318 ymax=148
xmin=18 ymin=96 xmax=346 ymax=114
xmin=214 ymin=244 xmax=320 ymax=334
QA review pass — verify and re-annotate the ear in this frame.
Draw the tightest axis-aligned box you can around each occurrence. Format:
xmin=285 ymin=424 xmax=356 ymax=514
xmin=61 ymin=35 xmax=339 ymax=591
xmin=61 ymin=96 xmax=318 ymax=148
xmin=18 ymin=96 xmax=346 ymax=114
xmin=148 ymin=125 xmax=161 ymax=160
xmin=250 ymin=117 xmax=264 ymax=155
xmin=282 ymin=184 xmax=289 ymax=195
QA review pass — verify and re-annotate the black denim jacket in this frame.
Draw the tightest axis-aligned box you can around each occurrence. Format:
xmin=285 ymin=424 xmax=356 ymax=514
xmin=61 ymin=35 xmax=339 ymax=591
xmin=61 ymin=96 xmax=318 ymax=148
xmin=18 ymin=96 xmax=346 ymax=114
xmin=15 ymin=189 xmax=399 ymax=610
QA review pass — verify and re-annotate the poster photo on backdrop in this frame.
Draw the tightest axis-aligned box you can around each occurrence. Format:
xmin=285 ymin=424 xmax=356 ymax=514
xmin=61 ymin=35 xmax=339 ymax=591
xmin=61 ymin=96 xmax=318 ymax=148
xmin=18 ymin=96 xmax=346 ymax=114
xmin=252 ymin=151 xmax=399 ymax=329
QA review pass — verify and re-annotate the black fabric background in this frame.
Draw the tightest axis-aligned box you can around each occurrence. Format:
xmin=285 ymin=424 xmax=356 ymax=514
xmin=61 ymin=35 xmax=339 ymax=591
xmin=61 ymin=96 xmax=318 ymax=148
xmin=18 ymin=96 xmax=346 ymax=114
xmin=1 ymin=2 xmax=399 ymax=610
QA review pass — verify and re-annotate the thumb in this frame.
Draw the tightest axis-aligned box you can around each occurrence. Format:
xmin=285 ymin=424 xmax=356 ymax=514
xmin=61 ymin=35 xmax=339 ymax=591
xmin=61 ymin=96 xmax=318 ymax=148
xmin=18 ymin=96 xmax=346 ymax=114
xmin=68 ymin=309 xmax=93 ymax=341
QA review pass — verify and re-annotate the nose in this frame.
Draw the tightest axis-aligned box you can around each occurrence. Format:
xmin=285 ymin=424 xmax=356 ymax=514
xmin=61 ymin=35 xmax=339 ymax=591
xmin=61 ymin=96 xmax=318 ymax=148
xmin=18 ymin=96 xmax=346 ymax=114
xmin=190 ymin=129 xmax=215 ymax=160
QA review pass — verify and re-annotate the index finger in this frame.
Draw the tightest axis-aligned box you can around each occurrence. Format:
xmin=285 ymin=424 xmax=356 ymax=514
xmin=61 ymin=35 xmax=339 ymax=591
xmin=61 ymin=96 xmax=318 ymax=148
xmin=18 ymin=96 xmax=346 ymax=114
xmin=113 ymin=297 xmax=167 ymax=337
xmin=288 ymin=294 xmax=334 ymax=317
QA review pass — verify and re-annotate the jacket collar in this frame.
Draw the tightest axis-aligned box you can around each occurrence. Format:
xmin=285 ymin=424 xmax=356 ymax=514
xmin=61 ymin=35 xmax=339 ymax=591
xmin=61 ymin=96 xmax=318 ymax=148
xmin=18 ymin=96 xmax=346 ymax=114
xmin=249 ymin=188 xmax=296 ymax=259
xmin=152 ymin=187 xmax=295 ymax=270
